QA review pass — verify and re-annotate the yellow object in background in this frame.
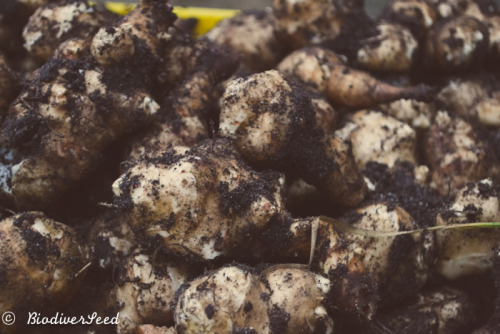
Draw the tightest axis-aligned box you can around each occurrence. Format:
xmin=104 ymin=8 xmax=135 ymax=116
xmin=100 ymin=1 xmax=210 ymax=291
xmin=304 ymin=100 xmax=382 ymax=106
xmin=103 ymin=2 xmax=239 ymax=35
xmin=103 ymin=2 xmax=137 ymax=14
xmin=174 ymin=7 xmax=240 ymax=35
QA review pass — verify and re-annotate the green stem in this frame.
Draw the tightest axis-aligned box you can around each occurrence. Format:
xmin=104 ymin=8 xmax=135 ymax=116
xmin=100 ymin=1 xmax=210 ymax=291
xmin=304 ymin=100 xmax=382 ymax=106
xmin=319 ymin=216 xmax=500 ymax=238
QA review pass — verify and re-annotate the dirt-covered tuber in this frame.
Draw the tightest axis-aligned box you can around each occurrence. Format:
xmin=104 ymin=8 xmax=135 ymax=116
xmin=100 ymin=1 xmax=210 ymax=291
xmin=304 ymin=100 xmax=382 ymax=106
xmin=277 ymin=47 xmax=432 ymax=108
xmin=205 ymin=9 xmax=285 ymax=72
xmin=313 ymin=203 xmax=434 ymax=320
xmin=219 ymin=69 xmax=366 ymax=208
xmin=113 ymin=139 xmax=285 ymax=261
xmin=23 ymin=1 xmax=115 ymax=63
xmin=112 ymin=250 xmax=189 ymax=334
xmin=0 ymin=212 xmax=86 ymax=329
xmin=174 ymin=265 xmax=334 ymax=334
xmin=425 ymin=111 xmax=488 ymax=196
xmin=435 ymin=179 xmax=500 ymax=279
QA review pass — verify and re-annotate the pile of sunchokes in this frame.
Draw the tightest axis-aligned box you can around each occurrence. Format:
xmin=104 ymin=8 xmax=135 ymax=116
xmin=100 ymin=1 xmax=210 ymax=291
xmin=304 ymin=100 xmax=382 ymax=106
xmin=0 ymin=0 xmax=500 ymax=333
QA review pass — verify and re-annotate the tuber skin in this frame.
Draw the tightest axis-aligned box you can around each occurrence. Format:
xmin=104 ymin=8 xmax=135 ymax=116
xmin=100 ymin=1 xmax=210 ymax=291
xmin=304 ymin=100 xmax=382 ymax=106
xmin=219 ymin=69 xmax=367 ymax=208
xmin=0 ymin=0 xmax=59 ymax=70
xmin=112 ymin=250 xmax=189 ymax=334
xmin=438 ymin=79 xmax=487 ymax=120
xmin=434 ymin=179 xmax=500 ymax=280
xmin=269 ymin=204 xmax=434 ymax=322
xmin=312 ymin=203 xmax=434 ymax=320
xmin=277 ymin=47 xmax=432 ymax=108
xmin=0 ymin=0 xmax=177 ymax=210
xmin=91 ymin=0 xmax=175 ymax=67
xmin=336 ymin=110 xmax=418 ymax=170
xmin=128 ymin=32 xmax=240 ymax=160
xmin=0 ymin=212 xmax=86 ymax=333
xmin=205 ymin=9 xmax=286 ymax=72
xmin=378 ymin=98 xmax=435 ymax=129
xmin=88 ymin=211 xmax=136 ymax=271
xmin=136 ymin=325 xmax=178 ymax=334
xmin=272 ymin=0 xmax=364 ymax=50
xmin=174 ymin=265 xmax=334 ymax=334
xmin=309 ymin=91 xmax=339 ymax=132
xmin=425 ymin=111 xmax=488 ymax=197
xmin=0 ymin=1 xmax=499 ymax=332
xmin=0 ymin=39 xmax=160 ymax=209
xmin=438 ymin=77 xmax=500 ymax=127
xmin=158 ymin=34 xmax=239 ymax=95
xmin=427 ymin=0 xmax=500 ymax=66
xmin=113 ymin=139 xmax=285 ymax=261
xmin=356 ymin=21 xmax=419 ymax=72
xmin=174 ymin=265 xmax=271 ymax=334
xmin=23 ymin=1 xmax=116 ymax=63
xmin=128 ymin=72 xmax=216 ymax=160
xmin=380 ymin=0 xmax=438 ymax=38
xmin=129 ymin=42 xmax=239 ymax=160
xmin=431 ymin=0 xmax=499 ymax=20
xmin=423 ymin=15 xmax=489 ymax=72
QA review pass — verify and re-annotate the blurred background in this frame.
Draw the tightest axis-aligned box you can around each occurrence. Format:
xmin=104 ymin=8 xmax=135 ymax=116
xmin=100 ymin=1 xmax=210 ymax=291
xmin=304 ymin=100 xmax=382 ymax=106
xmin=119 ymin=0 xmax=500 ymax=18
xmin=120 ymin=0 xmax=391 ymax=18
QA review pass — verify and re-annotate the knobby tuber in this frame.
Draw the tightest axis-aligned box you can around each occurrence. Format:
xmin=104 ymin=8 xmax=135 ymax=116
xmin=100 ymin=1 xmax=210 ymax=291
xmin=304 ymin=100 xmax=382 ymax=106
xmin=174 ymin=265 xmax=334 ymax=334
xmin=0 ymin=0 xmax=499 ymax=333
xmin=219 ymin=69 xmax=366 ymax=208
xmin=0 ymin=0 xmax=176 ymax=209
xmin=113 ymin=139 xmax=285 ymax=261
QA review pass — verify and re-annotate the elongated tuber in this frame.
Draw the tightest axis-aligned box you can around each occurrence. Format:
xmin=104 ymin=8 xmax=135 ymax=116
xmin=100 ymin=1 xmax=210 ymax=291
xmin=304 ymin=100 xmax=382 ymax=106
xmin=277 ymin=47 xmax=432 ymax=108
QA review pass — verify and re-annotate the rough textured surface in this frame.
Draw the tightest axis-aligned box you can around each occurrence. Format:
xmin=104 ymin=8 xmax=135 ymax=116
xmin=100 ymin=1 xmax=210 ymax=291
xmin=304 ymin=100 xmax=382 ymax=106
xmin=113 ymin=139 xmax=285 ymax=261
xmin=438 ymin=77 xmax=500 ymax=127
xmin=435 ymin=179 xmax=500 ymax=279
xmin=0 ymin=211 xmax=85 ymax=333
xmin=272 ymin=0 xmax=364 ymax=49
xmin=425 ymin=111 xmax=488 ymax=197
xmin=337 ymin=110 xmax=417 ymax=169
xmin=277 ymin=47 xmax=432 ymax=108
xmin=206 ymin=9 xmax=285 ymax=71
xmin=314 ymin=203 xmax=434 ymax=320
xmin=0 ymin=0 xmax=176 ymax=210
xmin=219 ymin=69 xmax=366 ymax=208
xmin=113 ymin=251 xmax=188 ymax=333
xmin=174 ymin=265 xmax=334 ymax=334
xmin=23 ymin=1 xmax=115 ymax=62
xmin=423 ymin=15 xmax=488 ymax=72
xmin=356 ymin=22 xmax=418 ymax=72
